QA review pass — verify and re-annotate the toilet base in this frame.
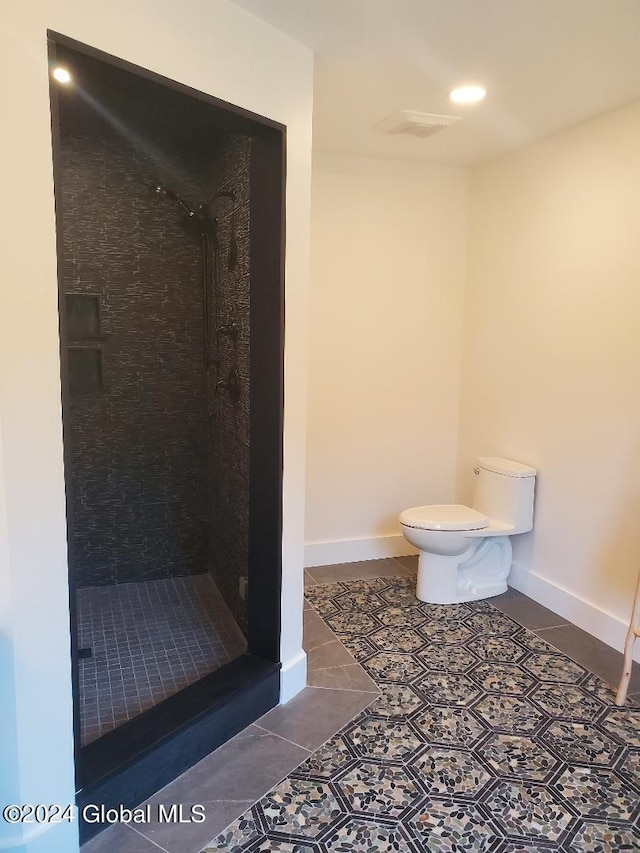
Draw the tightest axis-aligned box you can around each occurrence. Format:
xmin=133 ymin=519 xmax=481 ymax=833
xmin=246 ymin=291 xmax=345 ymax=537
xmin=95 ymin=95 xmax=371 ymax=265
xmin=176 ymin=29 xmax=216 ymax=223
xmin=415 ymin=536 xmax=512 ymax=605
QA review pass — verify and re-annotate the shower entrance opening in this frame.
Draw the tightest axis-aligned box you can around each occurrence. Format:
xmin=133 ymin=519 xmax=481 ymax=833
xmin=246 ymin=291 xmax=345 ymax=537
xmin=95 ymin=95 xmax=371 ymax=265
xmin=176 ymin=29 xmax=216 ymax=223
xmin=48 ymin=32 xmax=285 ymax=842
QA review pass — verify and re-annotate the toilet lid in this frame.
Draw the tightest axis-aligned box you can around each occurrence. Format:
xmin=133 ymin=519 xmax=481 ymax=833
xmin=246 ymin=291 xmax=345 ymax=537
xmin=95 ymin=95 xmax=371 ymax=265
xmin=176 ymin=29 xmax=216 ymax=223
xmin=400 ymin=504 xmax=489 ymax=531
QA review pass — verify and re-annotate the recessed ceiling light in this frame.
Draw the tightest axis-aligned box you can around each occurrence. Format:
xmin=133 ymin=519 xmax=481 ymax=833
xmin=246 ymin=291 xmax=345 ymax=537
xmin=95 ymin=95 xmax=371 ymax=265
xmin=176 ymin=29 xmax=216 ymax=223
xmin=450 ymin=85 xmax=486 ymax=104
xmin=53 ymin=67 xmax=72 ymax=84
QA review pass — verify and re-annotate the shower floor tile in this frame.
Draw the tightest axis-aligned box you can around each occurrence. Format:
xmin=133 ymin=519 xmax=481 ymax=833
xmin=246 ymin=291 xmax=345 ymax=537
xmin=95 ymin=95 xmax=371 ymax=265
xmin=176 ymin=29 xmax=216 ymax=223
xmin=77 ymin=575 xmax=247 ymax=745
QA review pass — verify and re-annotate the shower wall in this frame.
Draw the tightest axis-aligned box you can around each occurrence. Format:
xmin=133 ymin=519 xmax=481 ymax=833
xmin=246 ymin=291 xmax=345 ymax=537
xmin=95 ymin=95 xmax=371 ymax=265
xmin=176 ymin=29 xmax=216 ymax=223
xmin=59 ymin=88 xmax=250 ymax=630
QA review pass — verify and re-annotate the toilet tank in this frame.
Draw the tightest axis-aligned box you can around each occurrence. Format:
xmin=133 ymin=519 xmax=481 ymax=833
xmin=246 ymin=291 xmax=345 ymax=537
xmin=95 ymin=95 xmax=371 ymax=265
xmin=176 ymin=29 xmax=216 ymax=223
xmin=472 ymin=457 xmax=536 ymax=533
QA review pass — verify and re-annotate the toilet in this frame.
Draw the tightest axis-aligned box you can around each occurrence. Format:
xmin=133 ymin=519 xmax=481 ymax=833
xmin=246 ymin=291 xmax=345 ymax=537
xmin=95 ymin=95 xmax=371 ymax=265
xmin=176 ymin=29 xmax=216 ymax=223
xmin=399 ymin=457 xmax=536 ymax=604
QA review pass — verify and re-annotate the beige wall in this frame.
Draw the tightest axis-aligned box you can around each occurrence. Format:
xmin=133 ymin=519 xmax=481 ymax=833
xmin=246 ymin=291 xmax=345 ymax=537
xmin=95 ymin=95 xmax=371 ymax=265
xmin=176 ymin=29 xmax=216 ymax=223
xmin=458 ymin=101 xmax=640 ymax=644
xmin=0 ymin=3 xmax=311 ymax=850
xmin=306 ymin=153 xmax=469 ymax=565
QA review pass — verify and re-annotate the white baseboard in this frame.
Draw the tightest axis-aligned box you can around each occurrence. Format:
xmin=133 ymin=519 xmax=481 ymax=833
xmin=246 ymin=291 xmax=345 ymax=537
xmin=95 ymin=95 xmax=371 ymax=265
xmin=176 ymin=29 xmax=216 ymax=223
xmin=279 ymin=649 xmax=307 ymax=704
xmin=304 ymin=534 xmax=418 ymax=568
xmin=509 ymin=561 xmax=640 ymax=663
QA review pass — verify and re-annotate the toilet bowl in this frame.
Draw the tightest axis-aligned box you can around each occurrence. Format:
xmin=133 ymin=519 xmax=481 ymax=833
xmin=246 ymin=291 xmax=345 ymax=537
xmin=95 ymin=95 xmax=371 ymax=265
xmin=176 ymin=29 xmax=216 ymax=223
xmin=399 ymin=457 xmax=536 ymax=604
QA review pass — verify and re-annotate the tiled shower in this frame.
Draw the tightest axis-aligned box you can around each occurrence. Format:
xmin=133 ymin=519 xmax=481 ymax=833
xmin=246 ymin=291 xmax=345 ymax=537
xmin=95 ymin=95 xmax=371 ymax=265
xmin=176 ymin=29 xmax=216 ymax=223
xmin=56 ymin=47 xmax=253 ymax=746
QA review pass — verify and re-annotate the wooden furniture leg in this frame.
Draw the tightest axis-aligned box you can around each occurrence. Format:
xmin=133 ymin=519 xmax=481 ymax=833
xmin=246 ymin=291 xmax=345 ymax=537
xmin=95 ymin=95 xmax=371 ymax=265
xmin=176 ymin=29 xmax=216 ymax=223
xmin=616 ymin=568 xmax=640 ymax=705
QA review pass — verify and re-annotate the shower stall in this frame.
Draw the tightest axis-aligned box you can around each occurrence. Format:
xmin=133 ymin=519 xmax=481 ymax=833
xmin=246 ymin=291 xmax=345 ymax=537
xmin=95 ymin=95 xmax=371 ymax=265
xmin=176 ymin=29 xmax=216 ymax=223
xmin=48 ymin=33 xmax=284 ymax=840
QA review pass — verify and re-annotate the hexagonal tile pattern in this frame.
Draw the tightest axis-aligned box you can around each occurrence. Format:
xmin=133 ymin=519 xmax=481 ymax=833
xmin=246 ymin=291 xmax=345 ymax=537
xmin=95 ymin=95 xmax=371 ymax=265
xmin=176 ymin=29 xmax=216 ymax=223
xmin=413 ymin=706 xmax=486 ymax=748
xmin=422 ymin=603 xmax=471 ymax=622
xmin=366 ymin=683 xmax=425 ymax=718
xmin=482 ymin=733 xmax=558 ymax=781
xmin=323 ymin=816 xmax=415 ymax=852
xmin=529 ymin=683 xmax=605 ymax=721
xmin=294 ymin=735 xmax=357 ymax=780
xmin=419 ymin=621 xmax=473 ymax=644
xmin=473 ymin=694 xmax=544 ymax=734
xmin=345 ymin=716 xmax=423 ymax=762
xmin=523 ymin=651 xmax=586 ymax=683
xmin=415 ymin=672 xmax=481 ymax=706
xmin=554 ymin=766 xmax=639 ymax=821
xmin=256 ymin=778 xmax=343 ymax=838
xmin=463 ymin=611 xmax=519 ymax=636
xmin=597 ymin=706 xmax=640 ymax=747
xmin=212 ymin=575 xmax=640 ymax=851
xmin=361 ymin=651 xmax=426 ymax=683
xmin=334 ymin=591 xmax=385 ymax=613
xmin=325 ymin=611 xmax=381 ymax=636
xmin=421 ymin=643 xmax=478 ymax=673
xmin=469 ymin=662 xmax=535 ymax=695
xmin=407 ymin=799 xmax=501 ymax=851
xmin=376 ymin=606 xmax=428 ymax=629
xmin=335 ymin=761 xmax=423 ymax=818
xmin=369 ymin=626 xmax=425 ymax=654
xmin=380 ymin=585 xmax=420 ymax=607
xmin=414 ymin=747 xmax=493 ymax=797
xmin=567 ymin=821 xmax=640 ymax=852
xmin=541 ymin=720 xmax=621 ymax=766
xmin=469 ymin=636 xmax=526 ymax=663
xmin=483 ymin=780 xmax=573 ymax=842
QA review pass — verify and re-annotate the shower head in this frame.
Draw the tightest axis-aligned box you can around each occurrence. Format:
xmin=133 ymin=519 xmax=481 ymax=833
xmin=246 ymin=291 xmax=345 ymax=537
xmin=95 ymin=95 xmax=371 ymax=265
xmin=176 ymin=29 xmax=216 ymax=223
xmin=152 ymin=183 xmax=194 ymax=216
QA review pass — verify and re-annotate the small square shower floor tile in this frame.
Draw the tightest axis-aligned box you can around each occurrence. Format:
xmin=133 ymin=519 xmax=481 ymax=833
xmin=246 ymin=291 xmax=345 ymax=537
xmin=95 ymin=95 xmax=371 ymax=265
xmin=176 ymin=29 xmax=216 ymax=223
xmin=77 ymin=574 xmax=246 ymax=744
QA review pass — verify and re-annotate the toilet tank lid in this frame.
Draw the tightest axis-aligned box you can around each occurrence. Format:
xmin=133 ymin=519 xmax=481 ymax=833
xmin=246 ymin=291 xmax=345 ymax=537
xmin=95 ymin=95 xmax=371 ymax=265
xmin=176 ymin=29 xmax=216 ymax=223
xmin=399 ymin=504 xmax=489 ymax=531
xmin=478 ymin=457 xmax=537 ymax=478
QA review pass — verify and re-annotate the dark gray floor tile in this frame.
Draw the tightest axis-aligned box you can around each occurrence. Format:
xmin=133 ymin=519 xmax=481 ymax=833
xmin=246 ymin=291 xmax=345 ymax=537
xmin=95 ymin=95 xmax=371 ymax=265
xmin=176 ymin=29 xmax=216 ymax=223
xmin=392 ymin=554 xmax=418 ymax=571
xmin=307 ymin=558 xmax=409 ymax=584
xmin=303 ymin=609 xmax=338 ymax=652
xmin=306 ymin=638 xmax=356 ymax=671
xmin=492 ymin=587 xmax=569 ymax=629
xmin=307 ymin=663 xmax=379 ymax=692
xmin=137 ymin=800 xmax=254 ymax=853
xmin=255 ymin=685 xmax=376 ymax=751
xmin=142 ymin=725 xmax=308 ymax=807
xmin=534 ymin=623 xmax=640 ymax=692
xmin=81 ymin=824 xmax=166 ymax=853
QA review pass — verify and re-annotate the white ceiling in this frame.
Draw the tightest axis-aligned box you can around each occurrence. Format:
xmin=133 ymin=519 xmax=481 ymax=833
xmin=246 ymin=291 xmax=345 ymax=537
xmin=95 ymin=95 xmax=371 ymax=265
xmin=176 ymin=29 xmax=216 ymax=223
xmin=232 ymin=0 xmax=640 ymax=165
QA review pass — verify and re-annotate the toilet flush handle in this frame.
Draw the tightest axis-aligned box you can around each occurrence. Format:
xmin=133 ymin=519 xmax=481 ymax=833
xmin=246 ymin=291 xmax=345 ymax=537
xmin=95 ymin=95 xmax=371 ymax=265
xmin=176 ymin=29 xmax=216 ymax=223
xmin=473 ymin=466 xmax=480 ymax=475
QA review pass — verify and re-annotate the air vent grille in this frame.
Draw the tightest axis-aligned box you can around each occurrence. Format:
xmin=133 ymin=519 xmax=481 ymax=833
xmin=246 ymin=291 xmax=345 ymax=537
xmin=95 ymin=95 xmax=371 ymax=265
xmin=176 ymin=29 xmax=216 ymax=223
xmin=376 ymin=110 xmax=462 ymax=138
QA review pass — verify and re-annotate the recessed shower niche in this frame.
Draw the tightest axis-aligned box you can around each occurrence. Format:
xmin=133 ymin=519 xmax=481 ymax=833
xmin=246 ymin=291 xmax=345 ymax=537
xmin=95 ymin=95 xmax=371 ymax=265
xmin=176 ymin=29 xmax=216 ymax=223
xmin=49 ymin=33 xmax=284 ymax=839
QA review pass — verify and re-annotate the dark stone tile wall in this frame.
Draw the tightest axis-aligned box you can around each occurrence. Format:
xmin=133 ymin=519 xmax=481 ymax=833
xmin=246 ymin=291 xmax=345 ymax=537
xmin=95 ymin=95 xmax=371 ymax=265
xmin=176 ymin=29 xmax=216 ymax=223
xmin=59 ymin=96 xmax=250 ymax=616
xmin=207 ymin=137 xmax=251 ymax=634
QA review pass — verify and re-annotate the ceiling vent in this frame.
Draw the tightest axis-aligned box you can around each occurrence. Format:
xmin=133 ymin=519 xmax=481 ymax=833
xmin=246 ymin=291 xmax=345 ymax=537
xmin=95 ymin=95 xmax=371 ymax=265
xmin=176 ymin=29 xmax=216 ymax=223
xmin=375 ymin=110 xmax=462 ymax=138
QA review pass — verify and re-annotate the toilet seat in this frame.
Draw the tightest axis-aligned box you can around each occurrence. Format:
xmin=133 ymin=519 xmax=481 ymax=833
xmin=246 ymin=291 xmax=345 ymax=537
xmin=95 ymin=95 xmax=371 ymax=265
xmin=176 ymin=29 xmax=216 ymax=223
xmin=399 ymin=504 xmax=489 ymax=532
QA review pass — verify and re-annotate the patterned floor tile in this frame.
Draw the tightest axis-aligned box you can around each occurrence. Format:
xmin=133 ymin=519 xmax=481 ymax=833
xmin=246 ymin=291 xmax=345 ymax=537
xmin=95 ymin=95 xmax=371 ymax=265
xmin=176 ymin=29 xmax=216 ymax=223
xmin=294 ymin=735 xmax=357 ymax=781
xmin=523 ymin=652 xmax=586 ymax=683
xmin=203 ymin=576 xmax=640 ymax=853
xmin=413 ymin=747 xmax=494 ymax=797
xmin=472 ymin=694 xmax=544 ymax=734
xmin=365 ymin=683 xmax=425 ymax=718
xmin=323 ymin=816 xmax=415 ymax=852
xmin=482 ymin=779 xmax=573 ymax=842
xmin=256 ymin=778 xmax=343 ymax=838
xmin=541 ymin=720 xmax=622 ymax=766
xmin=368 ymin=626 xmax=425 ymax=654
xmin=553 ymin=766 xmax=640 ymax=821
xmin=469 ymin=661 xmax=535 ymax=695
xmin=417 ymin=642 xmax=478 ymax=673
xmin=361 ymin=651 xmax=426 ymax=683
xmin=528 ymin=683 xmax=605 ymax=722
xmin=413 ymin=706 xmax=486 ymax=748
xmin=335 ymin=761 xmax=424 ymax=818
xmin=566 ymin=820 xmax=640 ymax=852
xmin=481 ymin=733 xmax=558 ymax=781
xmin=345 ymin=716 xmax=423 ymax=762
xmin=597 ymin=706 xmax=640 ymax=747
xmin=407 ymin=799 xmax=501 ymax=851
xmin=414 ymin=671 xmax=482 ymax=706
